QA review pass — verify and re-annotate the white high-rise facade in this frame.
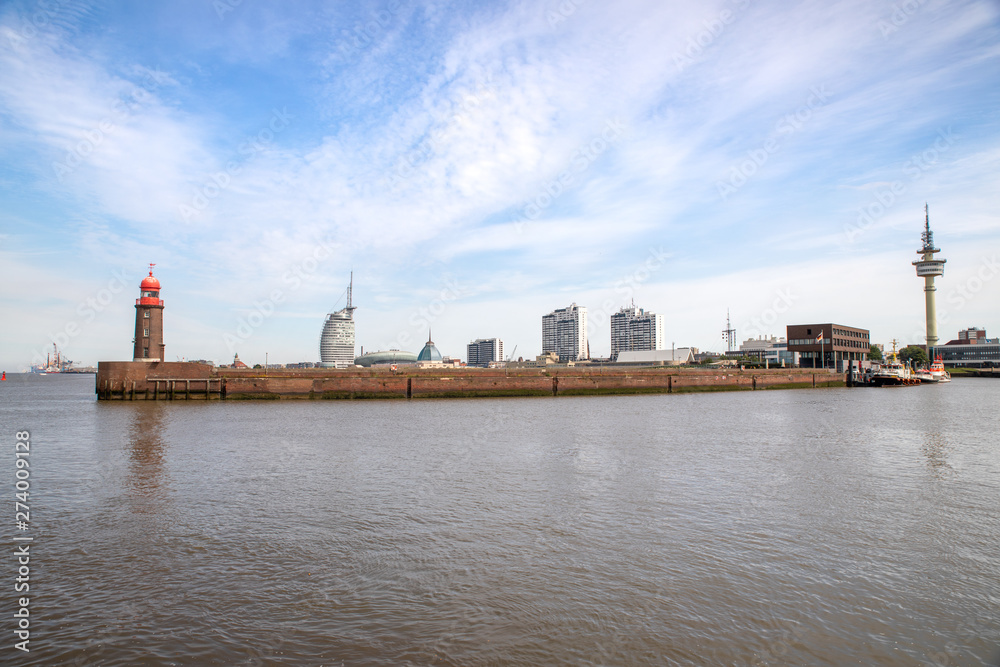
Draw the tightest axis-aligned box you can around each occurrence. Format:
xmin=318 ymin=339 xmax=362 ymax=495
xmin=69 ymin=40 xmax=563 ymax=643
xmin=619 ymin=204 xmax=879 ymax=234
xmin=467 ymin=338 xmax=504 ymax=367
xmin=610 ymin=304 xmax=663 ymax=361
xmin=319 ymin=274 xmax=357 ymax=369
xmin=542 ymin=303 xmax=589 ymax=362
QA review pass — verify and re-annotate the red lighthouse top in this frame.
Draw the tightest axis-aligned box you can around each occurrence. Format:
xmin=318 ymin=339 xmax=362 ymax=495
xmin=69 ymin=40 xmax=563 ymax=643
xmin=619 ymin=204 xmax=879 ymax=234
xmin=141 ymin=263 xmax=160 ymax=290
xmin=137 ymin=263 xmax=163 ymax=306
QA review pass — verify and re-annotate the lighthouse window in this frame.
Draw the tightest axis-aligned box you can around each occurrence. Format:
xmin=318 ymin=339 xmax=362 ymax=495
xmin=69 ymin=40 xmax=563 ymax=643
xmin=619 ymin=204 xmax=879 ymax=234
xmin=144 ymin=291 xmax=157 ymax=297
xmin=143 ymin=347 xmax=149 ymax=357
xmin=144 ymin=328 xmax=149 ymax=337
xmin=143 ymin=311 xmax=150 ymax=318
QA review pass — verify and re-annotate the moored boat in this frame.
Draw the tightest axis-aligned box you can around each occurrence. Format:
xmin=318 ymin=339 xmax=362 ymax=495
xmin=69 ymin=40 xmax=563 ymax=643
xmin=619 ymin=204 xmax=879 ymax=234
xmin=868 ymin=341 xmax=920 ymax=386
xmin=929 ymin=355 xmax=951 ymax=382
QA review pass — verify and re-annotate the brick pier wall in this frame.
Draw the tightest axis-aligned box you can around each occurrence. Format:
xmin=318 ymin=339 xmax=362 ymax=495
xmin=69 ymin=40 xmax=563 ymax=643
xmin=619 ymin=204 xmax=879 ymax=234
xmin=96 ymin=363 xmax=841 ymax=400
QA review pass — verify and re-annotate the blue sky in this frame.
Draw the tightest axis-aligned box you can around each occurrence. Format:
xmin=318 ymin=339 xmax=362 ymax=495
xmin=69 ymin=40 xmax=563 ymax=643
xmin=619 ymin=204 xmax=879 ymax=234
xmin=1 ymin=0 xmax=998 ymax=368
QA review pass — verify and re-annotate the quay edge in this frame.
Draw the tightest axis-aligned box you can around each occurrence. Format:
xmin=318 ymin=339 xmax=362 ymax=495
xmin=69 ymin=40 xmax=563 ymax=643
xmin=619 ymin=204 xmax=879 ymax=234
xmin=96 ymin=362 xmax=844 ymax=401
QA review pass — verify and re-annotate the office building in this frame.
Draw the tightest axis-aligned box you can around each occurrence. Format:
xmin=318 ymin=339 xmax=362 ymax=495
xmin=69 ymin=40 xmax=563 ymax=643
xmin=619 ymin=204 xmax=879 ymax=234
xmin=786 ymin=323 xmax=870 ymax=370
xmin=939 ymin=327 xmax=999 ymax=367
xmin=467 ymin=338 xmax=504 ymax=367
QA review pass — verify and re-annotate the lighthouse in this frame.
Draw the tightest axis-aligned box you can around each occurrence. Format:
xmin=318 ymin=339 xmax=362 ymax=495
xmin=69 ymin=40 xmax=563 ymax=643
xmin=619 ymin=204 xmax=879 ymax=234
xmin=133 ymin=263 xmax=165 ymax=362
xmin=912 ymin=205 xmax=946 ymax=354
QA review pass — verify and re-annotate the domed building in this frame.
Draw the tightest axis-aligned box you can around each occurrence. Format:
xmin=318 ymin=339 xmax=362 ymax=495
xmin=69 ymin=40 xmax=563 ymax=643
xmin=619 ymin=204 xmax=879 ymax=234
xmin=417 ymin=331 xmax=443 ymax=363
xmin=353 ymin=350 xmax=418 ymax=367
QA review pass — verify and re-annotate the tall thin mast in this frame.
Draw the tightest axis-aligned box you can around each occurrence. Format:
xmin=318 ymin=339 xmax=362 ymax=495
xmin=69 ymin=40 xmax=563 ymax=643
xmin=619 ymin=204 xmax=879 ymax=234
xmin=722 ymin=309 xmax=736 ymax=353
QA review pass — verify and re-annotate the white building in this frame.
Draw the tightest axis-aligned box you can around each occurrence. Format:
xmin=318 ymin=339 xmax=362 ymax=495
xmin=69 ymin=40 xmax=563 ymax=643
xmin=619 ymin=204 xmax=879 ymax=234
xmin=467 ymin=338 xmax=504 ymax=367
xmin=616 ymin=348 xmax=694 ymax=365
xmin=610 ymin=304 xmax=664 ymax=361
xmin=542 ymin=303 xmax=588 ymax=362
xmin=736 ymin=336 xmax=799 ymax=366
xmin=319 ymin=275 xmax=357 ymax=369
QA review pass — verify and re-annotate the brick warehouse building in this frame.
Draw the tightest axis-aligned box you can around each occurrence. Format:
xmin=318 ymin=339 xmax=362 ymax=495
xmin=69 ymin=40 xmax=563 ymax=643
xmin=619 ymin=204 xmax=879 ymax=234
xmin=786 ymin=323 xmax=869 ymax=370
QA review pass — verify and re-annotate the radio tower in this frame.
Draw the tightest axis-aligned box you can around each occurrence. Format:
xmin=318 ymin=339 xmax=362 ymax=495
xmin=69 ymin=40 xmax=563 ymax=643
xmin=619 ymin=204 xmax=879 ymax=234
xmin=722 ymin=309 xmax=736 ymax=353
xmin=912 ymin=204 xmax=946 ymax=353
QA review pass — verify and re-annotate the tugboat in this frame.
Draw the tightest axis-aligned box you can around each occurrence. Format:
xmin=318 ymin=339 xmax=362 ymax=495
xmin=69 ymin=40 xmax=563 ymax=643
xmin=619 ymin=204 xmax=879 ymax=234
xmin=869 ymin=340 xmax=920 ymax=386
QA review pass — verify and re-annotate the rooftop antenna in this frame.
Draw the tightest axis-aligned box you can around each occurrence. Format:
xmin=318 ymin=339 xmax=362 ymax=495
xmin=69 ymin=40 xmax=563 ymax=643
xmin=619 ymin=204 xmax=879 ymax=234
xmin=346 ymin=271 xmax=356 ymax=313
xmin=722 ymin=309 xmax=736 ymax=353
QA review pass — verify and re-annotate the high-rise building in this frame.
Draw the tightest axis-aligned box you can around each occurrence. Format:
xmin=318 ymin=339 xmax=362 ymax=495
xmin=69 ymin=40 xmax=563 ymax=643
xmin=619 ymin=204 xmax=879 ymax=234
xmin=542 ymin=303 xmax=588 ymax=362
xmin=957 ymin=327 xmax=987 ymax=343
xmin=467 ymin=338 xmax=504 ymax=367
xmin=319 ymin=274 xmax=357 ymax=369
xmin=610 ymin=304 xmax=663 ymax=360
xmin=133 ymin=263 xmax=165 ymax=361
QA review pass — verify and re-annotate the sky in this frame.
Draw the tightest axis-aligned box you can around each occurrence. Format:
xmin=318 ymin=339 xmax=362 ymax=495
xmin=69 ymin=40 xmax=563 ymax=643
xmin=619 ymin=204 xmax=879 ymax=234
xmin=1 ymin=0 xmax=998 ymax=369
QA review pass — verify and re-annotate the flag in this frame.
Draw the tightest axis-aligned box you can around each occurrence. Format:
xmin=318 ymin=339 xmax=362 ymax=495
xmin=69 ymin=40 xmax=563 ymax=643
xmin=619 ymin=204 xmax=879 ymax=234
xmin=816 ymin=331 xmax=824 ymax=343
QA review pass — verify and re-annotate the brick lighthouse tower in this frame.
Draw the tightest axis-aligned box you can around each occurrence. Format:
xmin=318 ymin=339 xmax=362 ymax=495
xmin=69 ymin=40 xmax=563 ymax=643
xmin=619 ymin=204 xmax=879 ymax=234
xmin=133 ymin=263 xmax=165 ymax=361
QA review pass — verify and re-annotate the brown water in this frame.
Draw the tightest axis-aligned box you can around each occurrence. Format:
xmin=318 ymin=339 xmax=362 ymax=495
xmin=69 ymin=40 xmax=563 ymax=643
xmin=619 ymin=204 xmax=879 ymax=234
xmin=1 ymin=373 xmax=998 ymax=665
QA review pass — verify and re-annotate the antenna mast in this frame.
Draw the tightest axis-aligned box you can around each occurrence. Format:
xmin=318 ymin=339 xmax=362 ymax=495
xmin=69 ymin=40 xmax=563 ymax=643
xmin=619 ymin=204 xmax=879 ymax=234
xmin=722 ymin=309 xmax=736 ymax=353
xmin=345 ymin=271 xmax=357 ymax=314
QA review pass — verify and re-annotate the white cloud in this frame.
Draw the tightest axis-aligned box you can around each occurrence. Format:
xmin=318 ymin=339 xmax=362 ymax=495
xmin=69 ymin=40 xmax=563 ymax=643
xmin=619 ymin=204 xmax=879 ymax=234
xmin=0 ymin=0 xmax=997 ymax=367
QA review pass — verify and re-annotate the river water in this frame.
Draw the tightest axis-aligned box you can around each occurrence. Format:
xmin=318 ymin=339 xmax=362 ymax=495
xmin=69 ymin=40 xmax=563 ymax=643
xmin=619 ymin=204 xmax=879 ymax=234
xmin=1 ymin=373 xmax=997 ymax=665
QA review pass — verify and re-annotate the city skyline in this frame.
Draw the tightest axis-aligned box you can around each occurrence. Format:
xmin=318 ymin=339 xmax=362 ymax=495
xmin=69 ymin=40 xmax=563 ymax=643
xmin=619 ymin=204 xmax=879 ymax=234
xmin=1 ymin=1 xmax=999 ymax=369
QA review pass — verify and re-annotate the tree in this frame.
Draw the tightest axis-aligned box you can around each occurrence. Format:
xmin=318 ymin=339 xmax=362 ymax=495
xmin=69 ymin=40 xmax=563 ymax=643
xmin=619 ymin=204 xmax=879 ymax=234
xmin=699 ymin=356 xmax=715 ymax=365
xmin=868 ymin=345 xmax=883 ymax=362
xmin=253 ymin=363 xmax=263 ymax=369
xmin=898 ymin=345 xmax=928 ymax=367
